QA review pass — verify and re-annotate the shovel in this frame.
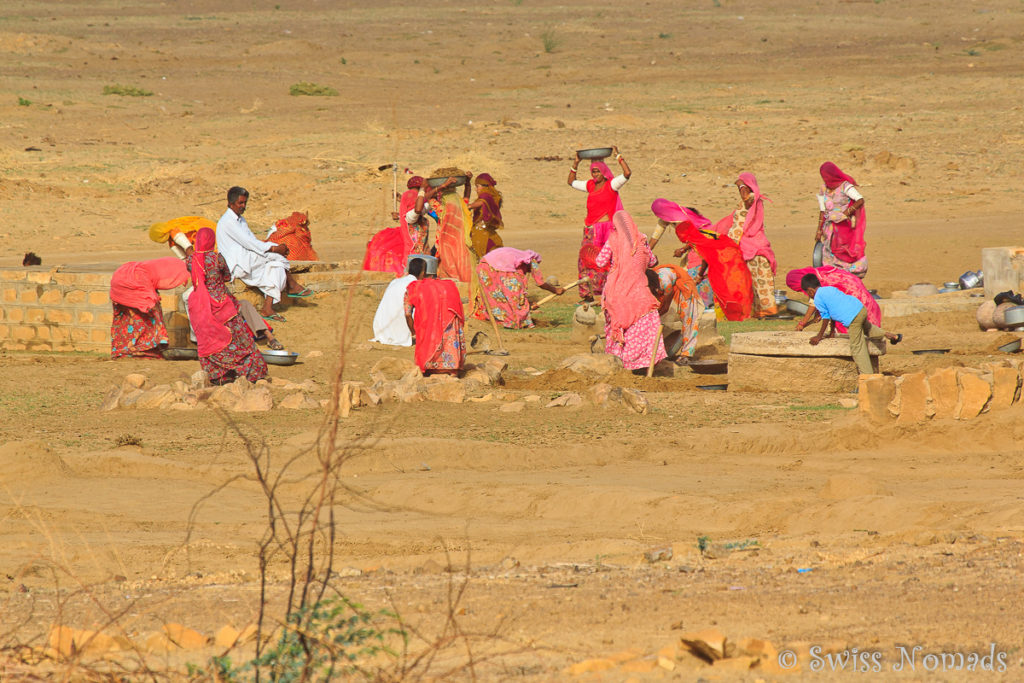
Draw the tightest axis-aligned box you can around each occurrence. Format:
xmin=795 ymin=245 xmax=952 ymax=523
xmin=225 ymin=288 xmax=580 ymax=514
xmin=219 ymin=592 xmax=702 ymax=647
xmin=532 ymin=276 xmax=589 ymax=309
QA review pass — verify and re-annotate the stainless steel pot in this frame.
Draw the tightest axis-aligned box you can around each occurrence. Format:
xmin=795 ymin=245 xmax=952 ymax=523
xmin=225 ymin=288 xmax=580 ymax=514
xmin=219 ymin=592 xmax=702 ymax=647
xmin=812 ymin=242 xmax=824 ymax=268
xmin=786 ymin=299 xmax=809 ymax=315
xmin=959 ymin=270 xmax=981 ymax=289
xmin=1004 ymin=306 xmax=1024 ymax=329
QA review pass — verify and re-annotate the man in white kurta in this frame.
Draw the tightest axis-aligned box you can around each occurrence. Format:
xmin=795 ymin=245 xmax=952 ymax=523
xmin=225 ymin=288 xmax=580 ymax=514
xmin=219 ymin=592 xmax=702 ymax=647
xmin=370 ymin=258 xmax=427 ymax=346
xmin=216 ymin=187 xmax=308 ymax=319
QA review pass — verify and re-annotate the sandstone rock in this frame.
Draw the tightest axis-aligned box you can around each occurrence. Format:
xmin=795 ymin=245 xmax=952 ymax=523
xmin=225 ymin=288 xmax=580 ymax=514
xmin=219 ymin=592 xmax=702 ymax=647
xmin=522 ymin=394 xmax=541 ymax=403
xmin=644 ymin=546 xmax=673 ymax=563
xmin=738 ymin=637 xmax=778 ymax=661
xmin=990 ymin=366 xmax=1021 ymax=409
xmin=169 ymin=401 xmax=199 ymax=411
xmin=100 ymin=386 xmax=122 ymax=411
xmin=136 ymin=385 xmax=177 ymax=410
xmin=425 ymin=381 xmax=466 ymax=403
xmin=370 ymin=357 xmax=421 ymax=384
xmin=394 ymin=385 xmax=424 ymax=403
xmin=680 ymin=628 xmax=727 ymax=662
xmin=858 ymin=374 xmax=896 ymax=422
xmin=927 ymin=367 xmax=959 ymax=419
xmin=658 ymin=655 xmax=676 ymax=671
xmin=460 ymin=366 xmax=492 ymax=385
xmin=214 ymin=625 xmax=240 ymax=649
xmin=621 ymin=388 xmax=649 ymax=414
xmin=122 ymin=373 xmax=147 ymax=390
xmin=359 ymin=387 xmax=382 ymax=406
xmin=280 ymin=392 xmax=318 ymax=410
xmin=586 ymin=383 xmax=617 ymax=406
xmin=190 ymin=370 xmax=209 ymax=389
xmin=118 ymin=389 xmax=144 ymax=408
xmin=468 ymin=393 xmax=493 ymax=403
xmin=338 ymin=384 xmax=352 ymax=417
xmin=731 ymin=353 xmax=867 ymax=393
xmin=620 ymin=657 xmax=658 ymax=673
xmin=894 ymin=371 xmax=932 ymax=424
xmin=499 ymin=401 xmax=525 ymax=413
xmin=231 ymin=386 xmax=274 ymax=412
xmin=558 ymin=353 xmax=624 ymax=377
xmin=956 ymin=370 xmax=991 ymax=419
xmin=545 ymin=392 xmax=582 ymax=408
xmin=163 ymin=623 xmax=208 ymax=650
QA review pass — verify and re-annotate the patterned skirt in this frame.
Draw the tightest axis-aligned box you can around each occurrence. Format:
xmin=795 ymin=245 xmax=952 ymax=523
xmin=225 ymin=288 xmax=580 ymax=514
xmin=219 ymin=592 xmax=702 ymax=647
xmin=472 ymin=262 xmax=533 ymax=329
xmin=422 ymin=317 xmax=466 ymax=372
xmin=687 ymin=266 xmax=715 ymax=309
xmin=747 ymin=255 xmax=778 ymax=317
xmin=199 ymin=314 xmax=269 ymax=384
xmin=578 ymin=222 xmax=611 ymax=299
xmin=471 ymin=225 xmax=502 ymax=260
xmin=110 ymin=302 xmax=167 ymax=359
xmin=822 ymin=223 xmax=868 ymax=277
xmin=604 ymin=310 xmax=667 ymax=370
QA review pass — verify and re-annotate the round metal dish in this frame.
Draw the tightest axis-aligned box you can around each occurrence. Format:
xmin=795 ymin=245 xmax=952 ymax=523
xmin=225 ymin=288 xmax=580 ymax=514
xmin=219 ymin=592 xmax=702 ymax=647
xmin=426 ymin=175 xmax=468 ymax=188
xmin=911 ymin=349 xmax=951 ymax=356
xmin=786 ymin=299 xmax=809 ymax=315
xmin=943 ymin=281 xmax=959 ymax=289
xmin=162 ymin=347 xmax=198 ymax=361
xmin=261 ymin=350 xmax=299 ymax=366
xmin=688 ymin=359 xmax=728 ymax=375
xmin=998 ymin=339 xmax=1022 ymax=353
xmin=938 ymin=287 xmax=959 ymax=293
xmin=697 ymin=383 xmax=728 ymax=391
xmin=577 ymin=147 xmax=614 ymax=160
xmin=1003 ymin=305 xmax=1024 ymax=329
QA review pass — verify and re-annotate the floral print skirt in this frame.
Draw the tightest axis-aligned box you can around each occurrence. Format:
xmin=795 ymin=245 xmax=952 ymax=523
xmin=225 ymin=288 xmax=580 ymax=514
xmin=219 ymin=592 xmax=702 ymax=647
xmin=199 ymin=314 xmax=269 ymax=384
xmin=472 ymin=262 xmax=533 ymax=329
xmin=111 ymin=302 xmax=166 ymax=359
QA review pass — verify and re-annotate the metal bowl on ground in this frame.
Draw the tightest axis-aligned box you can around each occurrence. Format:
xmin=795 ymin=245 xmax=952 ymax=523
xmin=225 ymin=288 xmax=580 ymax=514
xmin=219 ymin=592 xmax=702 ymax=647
xmin=938 ymin=287 xmax=959 ymax=293
xmin=812 ymin=242 xmax=824 ymax=267
xmin=959 ymin=270 xmax=982 ymax=289
xmin=867 ymin=289 xmax=881 ymax=300
xmin=911 ymin=349 xmax=951 ymax=356
xmin=426 ymin=175 xmax=469 ymax=188
xmin=688 ymin=359 xmax=728 ymax=375
xmin=261 ymin=349 xmax=299 ymax=366
xmin=162 ymin=347 xmax=198 ymax=361
xmin=943 ymin=281 xmax=959 ymax=289
xmin=577 ymin=147 xmax=614 ymax=160
xmin=993 ymin=302 xmax=1016 ymax=328
xmin=998 ymin=339 xmax=1022 ymax=353
xmin=1003 ymin=305 xmax=1024 ymax=329
xmin=786 ymin=299 xmax=809 ymax=315
xmin=697 ymin=383 xmax=728 ymax=391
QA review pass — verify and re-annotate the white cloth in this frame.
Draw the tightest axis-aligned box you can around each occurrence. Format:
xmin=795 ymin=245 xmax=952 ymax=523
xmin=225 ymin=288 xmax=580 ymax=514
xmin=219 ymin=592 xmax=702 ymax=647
xmin=817 ymin=182 xmax=862 ymax=210
xmin=571 ymin=174 xmax=628 ymax=193
xmin=370 ymin=274 xmax=416 ymax=346
xmin=216 ymin=208 xmax=290 ymax=303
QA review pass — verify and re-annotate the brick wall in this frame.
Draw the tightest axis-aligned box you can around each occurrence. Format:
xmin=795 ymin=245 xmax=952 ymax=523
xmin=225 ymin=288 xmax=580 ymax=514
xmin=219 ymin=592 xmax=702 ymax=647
xmin=0 ymin=263 xmax=392 ymax=353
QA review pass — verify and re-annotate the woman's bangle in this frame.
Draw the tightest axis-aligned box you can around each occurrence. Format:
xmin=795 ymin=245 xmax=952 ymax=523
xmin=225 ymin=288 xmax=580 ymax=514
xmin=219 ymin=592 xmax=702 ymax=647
xmin=570 ymin=167 xmax=578 ymax=173
xmin=417 ymin=190 xmax=426 ymax=197
xmin=616 ymin=154 xmax=623 ymax=161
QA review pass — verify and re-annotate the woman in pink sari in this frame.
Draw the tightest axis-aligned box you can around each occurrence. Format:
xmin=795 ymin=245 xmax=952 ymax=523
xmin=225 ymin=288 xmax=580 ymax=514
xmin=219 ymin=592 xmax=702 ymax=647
xmin=713 ymin=172 xmax=777 ymax=317
xmin=786 ymin=266 xmax=881 ymax=334
xmin=109 ymin=257 xmax=188 ymax=358
xmin=187 ymin=228 xmax=269 ymax=385
xmin=816 ymin=162 xmax=868 ymax=277
xmin=362 ymin=177 xmax=431 ymax=276
xmin=567 ymin=146 xmax=631 ymax=301
xmin=595 ymin=210 xmax=666 ymax=372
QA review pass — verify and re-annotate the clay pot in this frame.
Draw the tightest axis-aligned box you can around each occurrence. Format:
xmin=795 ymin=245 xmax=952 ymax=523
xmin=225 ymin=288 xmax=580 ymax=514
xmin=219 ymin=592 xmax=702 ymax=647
xmin=976 ymin=300 xmax=997 ymax=330
xmin=993 ymin=302 xmax=1016 ymax=329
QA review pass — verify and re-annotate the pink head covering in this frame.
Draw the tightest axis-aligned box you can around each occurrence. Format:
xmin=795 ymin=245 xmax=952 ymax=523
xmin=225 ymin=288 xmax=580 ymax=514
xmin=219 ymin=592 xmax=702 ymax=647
xmin=602 ymin=211 xmax=659 ymax=343
xmin=407 ymin=175 xmax=424 ymax=189
xmin=590 ymin=160 xmax=614 ymax=180
xmin=819 ymin=162 xmax=857 ymax=189
xmin=187 ymin=227 xmax=236 ymax=357
xmin=721 ymin=172 xmax=776 ymax=272
xmin=109 ymin=257 xmax=187 ymax=312
xmin=650 ymin=198 xmax=712 ymax=231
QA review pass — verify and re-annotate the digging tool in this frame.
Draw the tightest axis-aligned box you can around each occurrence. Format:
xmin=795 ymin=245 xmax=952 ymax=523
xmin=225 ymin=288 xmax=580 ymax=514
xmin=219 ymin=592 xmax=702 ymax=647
xmin=475 ymin=272 xmax=510 ymax=356
xmin=588 ymin=334 xmax=605 ymax=354
xmin=532 ymin=276 xmax=589 ymax=309
xmin=646 ymin=324 xmax=664 ymax=378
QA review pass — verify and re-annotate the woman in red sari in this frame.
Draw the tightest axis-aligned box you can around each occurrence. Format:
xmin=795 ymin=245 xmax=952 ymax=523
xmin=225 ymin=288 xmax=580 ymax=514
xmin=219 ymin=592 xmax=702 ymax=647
xmin=187 ymin=228 xmax=269 ymax=385
xmin=109 ymin=257 xmax=188 ymax=358
xmin=567 ymin=147 xmax=631 ymax=301
xmin=816 ymin=162 xmax=868 ymax=276
xmin=404 ymin=272 xmax=465 ymax=375
xmin=362 ymin=177 xmax=432 ymax=275
xmin=595 ymin=210 xmax=666 ymax=372
xmin=651 ymin=198 xmax=753 ymax=321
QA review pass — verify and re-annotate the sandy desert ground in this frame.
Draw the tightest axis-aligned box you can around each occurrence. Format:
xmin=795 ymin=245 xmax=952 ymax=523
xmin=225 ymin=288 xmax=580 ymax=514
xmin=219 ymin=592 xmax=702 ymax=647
xmin=3 ymin=0 xmax=1024 ymax=679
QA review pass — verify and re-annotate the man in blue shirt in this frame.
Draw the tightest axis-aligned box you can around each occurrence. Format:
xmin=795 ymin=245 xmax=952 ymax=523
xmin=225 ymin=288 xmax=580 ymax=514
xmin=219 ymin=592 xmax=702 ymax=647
xmin=801 ymin=274 xmax=902 ymax=375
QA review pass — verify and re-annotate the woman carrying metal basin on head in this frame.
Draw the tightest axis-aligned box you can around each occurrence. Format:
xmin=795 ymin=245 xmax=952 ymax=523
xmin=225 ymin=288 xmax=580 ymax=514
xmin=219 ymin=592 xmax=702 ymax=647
xmin=567 ymin=145 xmax=631 ymax=302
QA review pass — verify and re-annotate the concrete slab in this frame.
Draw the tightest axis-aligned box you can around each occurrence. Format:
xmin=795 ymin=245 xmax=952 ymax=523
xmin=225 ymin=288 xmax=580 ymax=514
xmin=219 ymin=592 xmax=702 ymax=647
xmin=982 ymin=246 xmax=1024 ymax=299
xmin=728 ymin=353 xmax=870 ymax=393
xmin=730 ymin=330 xmax=885 ymax=357
xmin=879 ymin=290 xmax=982 ymax=318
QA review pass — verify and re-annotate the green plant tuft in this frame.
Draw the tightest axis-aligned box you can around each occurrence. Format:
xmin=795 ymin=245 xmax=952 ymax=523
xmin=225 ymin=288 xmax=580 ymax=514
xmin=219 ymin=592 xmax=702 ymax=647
xmin=289 ymin=82 xmax=338 ymax=96
xmin=540 ymin=28 xmax=562 ymax=53
xmin=103 ymin=84 xmax=153 ymax=97
xmin=17 ymin=96 xmax=31 ymax=106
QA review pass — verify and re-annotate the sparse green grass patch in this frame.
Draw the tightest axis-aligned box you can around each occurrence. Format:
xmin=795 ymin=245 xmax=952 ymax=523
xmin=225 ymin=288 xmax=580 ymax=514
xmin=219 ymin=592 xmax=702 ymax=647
xmin=289 ymin=82 xmax=338 ymax=96
xmin=103 ymin=84 xmax=153 ymax=97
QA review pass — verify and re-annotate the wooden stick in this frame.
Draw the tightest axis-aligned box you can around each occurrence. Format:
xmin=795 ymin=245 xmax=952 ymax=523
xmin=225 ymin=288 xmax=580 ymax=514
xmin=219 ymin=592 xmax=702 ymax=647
xmin=646 ymin=324 xmax=664 ymax=378
xmin=474 ymin=266 xmax=508 ymax=354
xmin=533 ymin=277 xmax=588 ymax=309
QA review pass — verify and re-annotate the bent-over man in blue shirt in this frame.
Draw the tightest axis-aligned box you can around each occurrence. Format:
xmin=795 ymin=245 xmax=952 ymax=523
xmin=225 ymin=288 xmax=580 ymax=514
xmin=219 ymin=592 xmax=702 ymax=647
xmin=801 ymin=274 xmax=902 ymax=375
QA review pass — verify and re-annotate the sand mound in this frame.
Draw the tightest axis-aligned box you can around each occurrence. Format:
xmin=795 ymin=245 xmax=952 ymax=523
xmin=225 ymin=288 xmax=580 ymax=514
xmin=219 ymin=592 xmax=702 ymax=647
xmin=0 ymin=440 xmax=72 ymax=483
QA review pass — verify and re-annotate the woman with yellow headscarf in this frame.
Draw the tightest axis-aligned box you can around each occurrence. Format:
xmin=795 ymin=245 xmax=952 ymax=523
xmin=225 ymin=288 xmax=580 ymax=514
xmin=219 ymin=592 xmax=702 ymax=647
xmin=467 ymin=172 xmax=504 ymax=258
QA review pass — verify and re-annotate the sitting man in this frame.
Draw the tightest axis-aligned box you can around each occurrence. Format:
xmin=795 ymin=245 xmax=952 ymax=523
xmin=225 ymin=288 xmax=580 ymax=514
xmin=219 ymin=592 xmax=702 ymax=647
xmin=216 ymin=186 xmax=311 ymax=322
xmin=371 ymin=257 xmax=424 ymax=346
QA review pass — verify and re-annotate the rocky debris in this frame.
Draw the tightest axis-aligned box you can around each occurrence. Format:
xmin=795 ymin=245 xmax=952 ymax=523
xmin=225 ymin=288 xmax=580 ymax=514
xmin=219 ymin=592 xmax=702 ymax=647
xmin=424 ymin=379 xmax=466 ymax=404
xmin=558 ymin=353 xmax=623 ymax=377
xmin=369 ymin=357 xmax=421 ymax=384
xmin=499 ymin=401 xmax=525 ymax=413
xmin=862 ymin=361 xmax=1023 ymax=423
xmin=102 ymin=374 xmax=319 ymax=412
xmin=644 ymin=546 xmax=673 ymax=563
xmin=122 ymin=373 xmax=147 ymax=391
xmin=545 ymin=392 xmax=582 ymax=408
xmin=279 ymin=392 xmax=320 ymax=410
xmin=620 ymin=388 xmax=649 ymax=414
xmin=680 ymin=628 xmax=728 ymax=662
xmin=582 ymin=382 xmax=650 ymax=414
